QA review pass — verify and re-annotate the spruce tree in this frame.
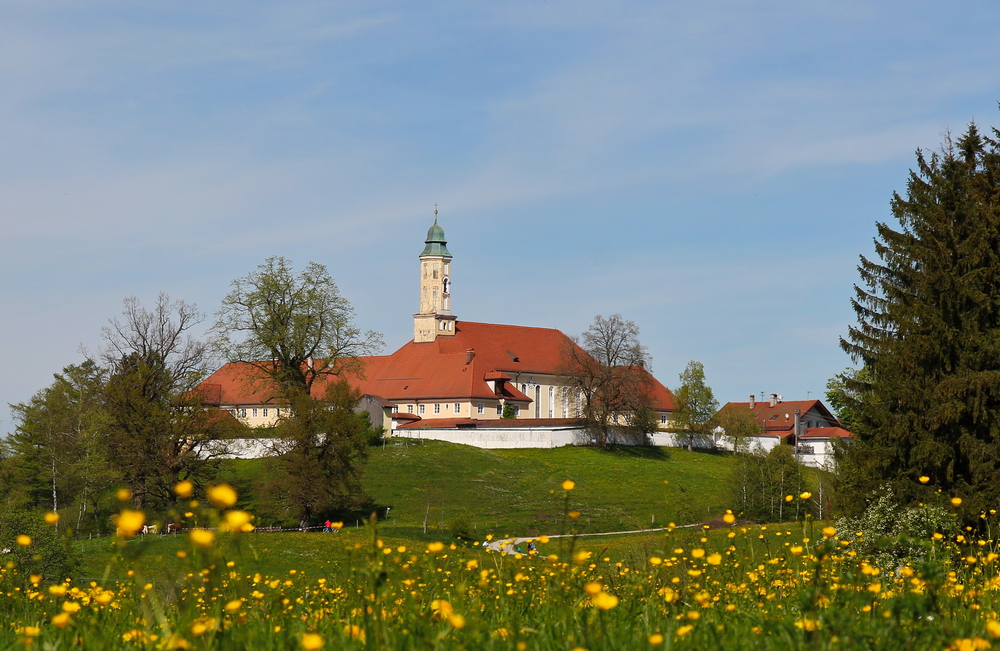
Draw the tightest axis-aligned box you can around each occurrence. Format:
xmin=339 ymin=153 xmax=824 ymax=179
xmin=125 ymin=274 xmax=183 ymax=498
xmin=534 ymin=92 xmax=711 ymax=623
xmin=838 ymin=122 xmax=1000 ymax=519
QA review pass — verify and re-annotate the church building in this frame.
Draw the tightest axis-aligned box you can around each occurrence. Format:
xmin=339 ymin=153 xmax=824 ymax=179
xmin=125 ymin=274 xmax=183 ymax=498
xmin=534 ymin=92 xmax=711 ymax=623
xmin=198 ymin=215 xmax=676 ymax=448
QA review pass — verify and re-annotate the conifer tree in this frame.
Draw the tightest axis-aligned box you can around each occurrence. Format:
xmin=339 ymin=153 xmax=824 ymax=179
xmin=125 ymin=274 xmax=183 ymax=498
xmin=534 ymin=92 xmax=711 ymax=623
xmin=838 ymin=122 xmax=1000 ymax=518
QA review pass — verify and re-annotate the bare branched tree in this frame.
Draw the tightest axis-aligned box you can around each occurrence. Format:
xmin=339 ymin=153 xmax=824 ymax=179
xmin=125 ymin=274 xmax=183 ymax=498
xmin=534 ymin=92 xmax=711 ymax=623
xmin=101 ymin=293 xmax=210 ymax=392
xmin=561 ymin=314 xmax=655 ymax=447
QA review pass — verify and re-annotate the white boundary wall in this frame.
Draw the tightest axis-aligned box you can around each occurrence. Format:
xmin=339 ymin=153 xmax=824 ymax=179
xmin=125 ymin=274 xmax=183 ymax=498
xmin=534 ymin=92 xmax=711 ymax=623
xmin=394 ymin=426 xmax=586 ymax=449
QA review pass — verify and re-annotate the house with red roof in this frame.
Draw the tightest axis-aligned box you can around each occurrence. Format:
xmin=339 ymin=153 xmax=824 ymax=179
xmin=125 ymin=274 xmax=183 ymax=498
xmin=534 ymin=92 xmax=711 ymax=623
xmin=713 ymin=393 xmax=852 ymax=468
xmin=197 ymin=215 xmax=676 ymax=449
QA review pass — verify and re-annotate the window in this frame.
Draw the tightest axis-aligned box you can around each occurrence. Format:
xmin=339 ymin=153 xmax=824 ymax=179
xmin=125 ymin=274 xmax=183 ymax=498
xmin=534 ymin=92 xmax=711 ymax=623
xmin=433 ymin=269 xmax=438 ymax=279
xmin=407 ymin=405 xmax=414 ymax=413
xmin=262 ymin=408 xmax=268 ymax=418
xmin=418 ymin=404 xmax=426 ymax=414
xmin=513 ymin=405 xmax=520 ymax=417
xmin=496 ymin=404 xmax=503 ymax=415
xmin=548 ymin=386 xmax=554 ymax=418
xmin=478 ymin=403 xmax=484 ymax=414
xmin=391 ymin=406 xmax=398 ymax=413
xmin=252 ymin=408 xmax=258 ymax=418
xmin=238 ymin=409 xmax=247 ymax=418
xmin=660 ymin=415 xmax=667 ymax=425
xmin=433 ymin=403 xmax=441 ymax=414
xmin=275 ymin=408 xmax=280 ymax=417
xmin=454 ymin=403 xmax=461 ymax=413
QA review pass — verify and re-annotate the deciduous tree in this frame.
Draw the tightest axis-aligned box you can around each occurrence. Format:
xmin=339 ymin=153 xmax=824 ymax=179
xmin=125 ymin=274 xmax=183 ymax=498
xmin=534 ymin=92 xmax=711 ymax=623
xmin=211 ymin=257 xmax=383 ymax=399
xmin=261 ymin=380 xmax=376 ymax=529
xmin=561 ymin=314 xmax=654 ymax=447
xmin=671 ymin=361 xmax=718 ymax=451
xmin=100 ymin=294 xmax=225 ymax=510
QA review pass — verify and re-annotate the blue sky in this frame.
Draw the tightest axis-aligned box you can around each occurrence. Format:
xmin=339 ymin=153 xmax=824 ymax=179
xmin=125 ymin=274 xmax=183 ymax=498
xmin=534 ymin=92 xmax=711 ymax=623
xmin=3 ymin=0 xmax=1000 ymax=431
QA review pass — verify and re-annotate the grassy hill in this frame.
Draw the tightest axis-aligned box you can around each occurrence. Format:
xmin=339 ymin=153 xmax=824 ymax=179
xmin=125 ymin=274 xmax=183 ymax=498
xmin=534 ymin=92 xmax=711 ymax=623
xmin=360 ymin=440 xmax=738 ymax=537
xmin=216 ymin=440 xmax=827 ymax=539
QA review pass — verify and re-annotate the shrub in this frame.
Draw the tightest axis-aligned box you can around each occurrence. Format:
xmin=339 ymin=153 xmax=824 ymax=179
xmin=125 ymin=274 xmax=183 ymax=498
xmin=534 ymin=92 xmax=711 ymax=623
xmin=448 ymin=514 xmax=473 ymax=539
xmin=0 ymin=508 xmax=82 ymax=583
xmin=836 ymin=487 xmax=956 ymax=569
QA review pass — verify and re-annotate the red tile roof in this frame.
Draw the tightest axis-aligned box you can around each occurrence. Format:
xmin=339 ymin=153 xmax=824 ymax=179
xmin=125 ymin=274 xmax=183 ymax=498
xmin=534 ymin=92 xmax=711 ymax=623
xmin=717 ymin=400 xmax=838 ymax=432
xmin=799 ymin=426 xmax=853 ymax=439
xmin=197 ymin=321 xmax=675 ymax=412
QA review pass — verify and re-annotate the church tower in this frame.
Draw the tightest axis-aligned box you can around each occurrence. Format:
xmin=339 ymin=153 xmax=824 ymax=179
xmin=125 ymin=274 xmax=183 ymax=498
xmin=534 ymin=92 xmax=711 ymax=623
xmin=413 ymin=211 xmax=456 ymax=343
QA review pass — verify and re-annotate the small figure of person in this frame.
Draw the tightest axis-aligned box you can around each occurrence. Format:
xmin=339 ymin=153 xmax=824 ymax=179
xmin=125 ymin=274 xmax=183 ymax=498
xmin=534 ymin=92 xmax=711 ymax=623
xmin=528 ymin=541 xmax=536 ymax=553
xmin=324 ymin=520 xmax=332 ymax=533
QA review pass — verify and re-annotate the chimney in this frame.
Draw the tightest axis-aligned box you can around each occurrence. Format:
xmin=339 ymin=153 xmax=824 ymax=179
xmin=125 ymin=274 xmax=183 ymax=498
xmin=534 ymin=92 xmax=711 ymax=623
xmin=794 ymin=408 xmax=802 ymax=439
xmin=769 ymin=393 xmax=778 ymax=408
xmin=748 ymin=394 xmax=755 ymax=409
xmin=466 ymin=348 xmax=475 ymax=365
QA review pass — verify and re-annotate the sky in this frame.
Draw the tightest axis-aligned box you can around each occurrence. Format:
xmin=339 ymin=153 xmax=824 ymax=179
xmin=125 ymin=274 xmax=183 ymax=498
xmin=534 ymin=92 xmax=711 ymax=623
xmin=3 ymin=0 xmax=1000 ymax=432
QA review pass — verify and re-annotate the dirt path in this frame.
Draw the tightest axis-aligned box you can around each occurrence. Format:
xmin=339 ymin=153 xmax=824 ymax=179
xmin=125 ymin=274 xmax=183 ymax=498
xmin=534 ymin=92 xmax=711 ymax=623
xmin=485 ymin=523 xmax=701 ymax=555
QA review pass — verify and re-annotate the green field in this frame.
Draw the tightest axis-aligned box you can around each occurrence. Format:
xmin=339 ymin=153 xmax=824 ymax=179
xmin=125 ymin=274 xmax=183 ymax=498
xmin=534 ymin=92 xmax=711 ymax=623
xmin=216 ymin=440 xmax=827 ymax=537
xmin=363 ymin=441 xmax=746 ymax=534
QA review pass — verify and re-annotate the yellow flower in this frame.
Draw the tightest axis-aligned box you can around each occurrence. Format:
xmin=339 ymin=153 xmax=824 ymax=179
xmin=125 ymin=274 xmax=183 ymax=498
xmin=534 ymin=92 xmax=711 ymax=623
xmin=919 ymin=476 xmax=930 ymax=484
xmin=448 ymin=614 xmax=466 ymax=629
xmin=20 ymin=626 xmax=41 ymax=636
xmin=691 ymin=548 xmax=705 ymax=559
xmin=427 ymin=541 xmax=445 ymax=554
xmin=207 ymin=484 xmax=238 ymax=509
xmin=822 ymin=526 xmax=837 ymax=537
xmin=49 ymin=584 xmax=68 ymax=596
xmin=44 ymin=512 xmax=60 ymax=525
xmin=800 ymin=492 xmax=812 ymax=500
xmin=174 ymin=480 xmax=194 ymax=498
xmin=16 ymin=534 xmax=31 ymax=547
xmin=687 ymin=611 xmax=700 ymax=620
xmin=62 ymin=601 xmax=81 ymax=613
xmin=222 ymin=510 xmax=253 ymax=532
xmin=795 ymin=618 xmax=821 ymax=631
xmin=115 ymin=510 xmax=145 ymax=538
xmin=95 ymin=591 xmax=114 ymax=605
xmin=344 ymin=625 xmax=365 ymax=641
xmin=986 ymin=620 xmax=1000 ymax=639
xmin=649 ymin=633 xmax=664 ymax=645
xmin=948 ymin=638 xmax=991 ymax=651
xmin=189 ymin=528 xmax=215 ymax=548
xmin=785 ymin=495 xmax=794 ymax=502
xmin=574 ymin=550 xmax=593 ymax=564
xmin=562 ymin=479 xmax=576 ymax=491
xmin=584 ymin=581 xmax=603 ymax=595
xmin=591 ymin=591 xmax=619 ymax=610
xmin=300 ymin=633 xmax=324 ymax=650
xmin=676 ymin=625 xmax=694 ymax=637
xmin=707 ymin=553 xmax=722 ymax=565
xmin=952 ymin=497 xmax=963 ymax=507
xmin=431 ymin=599 xmax=454 ymax=618
xmin=51 ymin=612 xmax=71 ymax=628
xmin=568 ymin=510 xmax=581 ymax=520
xmin=224 ymin=599 xmax=242 ymax=613
xmin=116 ymin=488 xmax=131 ymax=502
xmin=29 ymin=574 xmax=42 ymax=584
xmin=723 ymin=513 xmax=736 ymax=524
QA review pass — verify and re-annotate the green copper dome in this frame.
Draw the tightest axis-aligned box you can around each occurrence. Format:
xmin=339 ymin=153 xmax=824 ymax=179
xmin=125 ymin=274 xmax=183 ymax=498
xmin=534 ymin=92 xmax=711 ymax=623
xmin=420 ymin=217 xmax=452 ymax=258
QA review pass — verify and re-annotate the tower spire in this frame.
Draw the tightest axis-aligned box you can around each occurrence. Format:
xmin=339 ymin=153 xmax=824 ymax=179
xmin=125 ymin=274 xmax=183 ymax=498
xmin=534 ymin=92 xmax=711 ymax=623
xmin=414 ymin=209 xmax=456 ymax=342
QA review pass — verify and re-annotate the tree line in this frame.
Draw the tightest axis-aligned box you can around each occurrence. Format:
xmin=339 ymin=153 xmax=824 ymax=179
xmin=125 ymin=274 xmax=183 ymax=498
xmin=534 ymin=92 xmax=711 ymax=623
xmin=3 ymin=258 xmax=383 ymax=536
